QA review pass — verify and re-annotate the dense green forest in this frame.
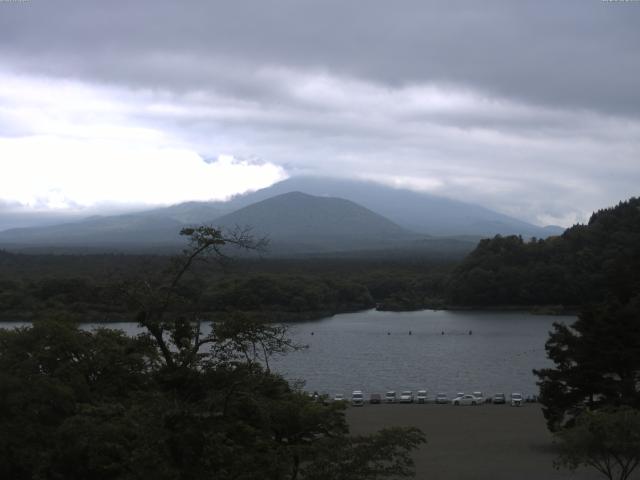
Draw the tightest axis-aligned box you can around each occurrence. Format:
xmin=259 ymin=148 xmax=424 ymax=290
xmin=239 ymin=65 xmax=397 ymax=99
xmin=447 ymin=197 xmax=640 ymax=308
xmin=0 ymin=250 xmax=453 ymax=321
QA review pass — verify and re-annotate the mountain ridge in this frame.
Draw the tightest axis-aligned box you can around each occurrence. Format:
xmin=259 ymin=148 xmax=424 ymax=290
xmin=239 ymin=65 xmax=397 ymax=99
xmin=0 ymin=177 xmax=564 ymax=254
xmin=222 ymin=177 xmax=563 ymax=238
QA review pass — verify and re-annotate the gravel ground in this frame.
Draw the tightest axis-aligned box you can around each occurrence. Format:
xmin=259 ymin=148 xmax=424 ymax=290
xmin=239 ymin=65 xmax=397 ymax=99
xmin=346 ymin=403 xmax=604 ymax=480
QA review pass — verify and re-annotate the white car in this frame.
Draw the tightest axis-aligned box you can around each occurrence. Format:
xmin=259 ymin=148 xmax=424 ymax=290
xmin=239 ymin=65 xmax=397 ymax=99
xmin=473 ymin=391 xmax=485 ymax=403
xmin=399 ymin=391 xmax=413 ymax=403
xmin=351 ymin=390 xmax=365 ymax=406
xmin=452 ymin=394 xmax=482 ymax=406
xmin=416 ymin=390 xmax=427 ymax=403
xmin=333 ymin=393 xmax=345 ymax=402
xmin=510 ymin=393 xmax=523 ymax=407
xmin=385 ymin=391 xmax=397 ymax=403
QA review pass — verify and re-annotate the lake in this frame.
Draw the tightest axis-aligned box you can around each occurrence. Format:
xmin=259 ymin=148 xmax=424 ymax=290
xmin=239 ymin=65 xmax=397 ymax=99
xmin=1 ymin=309 xmax=572 ymax=398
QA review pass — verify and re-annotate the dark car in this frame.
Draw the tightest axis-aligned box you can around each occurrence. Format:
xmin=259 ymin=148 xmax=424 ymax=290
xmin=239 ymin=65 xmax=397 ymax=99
xmin=493 ymin=393 xmax=506 ymax=404
xmin=435 ymin=393 xmax=449 ymax=404
xmin=369 ymin=393 xmax=382 ymax=404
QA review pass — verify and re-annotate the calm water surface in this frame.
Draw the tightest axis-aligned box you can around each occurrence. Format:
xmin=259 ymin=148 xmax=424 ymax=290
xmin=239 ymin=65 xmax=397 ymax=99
xmin=269 ymin=309 xmax=572 ymax=397
xmin=2 ymin=309 xmax=572 ymax=398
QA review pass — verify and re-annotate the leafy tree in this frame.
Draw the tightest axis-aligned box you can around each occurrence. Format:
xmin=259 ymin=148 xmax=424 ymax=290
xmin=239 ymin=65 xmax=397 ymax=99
xmin=0 ymin=320 xmax=155 ymax=480
xmin=554 ymin=408 xmax=640 ymax=480
xmin=534 ymin=295 xmax=640 ymax=431
xmin=302 ymin=427 xmax=426 ymax=480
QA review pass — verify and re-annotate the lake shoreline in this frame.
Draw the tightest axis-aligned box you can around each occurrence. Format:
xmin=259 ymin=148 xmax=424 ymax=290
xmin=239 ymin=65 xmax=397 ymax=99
xmin=0 ymin=304 xmax=578 ymax=323
xmin=377 ymin=303 xmax=578 ymax=316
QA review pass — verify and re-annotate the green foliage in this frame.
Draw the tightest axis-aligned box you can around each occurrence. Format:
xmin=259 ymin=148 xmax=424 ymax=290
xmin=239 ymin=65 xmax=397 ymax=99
xmin=0 ymin=249 xmax=455 ymax=321
xmin=534 ymin=295 xmax=640 ymax=431
xmin=0 ymin=320 xmax=425 ymax=479
xmin=0 ymin=226 xmax=426 ymax=479
xmin=0 ymin=320 xmax=155 ymax=480
xmin=205 ymin=274 xmax=374 ymax=314
xmin=447 ymin=197 xmax=640 ymax=307
xmin=301 ymin=427 xmax=426 ymax=480
xmin=554 ymin=408 xmax=640 ymax=480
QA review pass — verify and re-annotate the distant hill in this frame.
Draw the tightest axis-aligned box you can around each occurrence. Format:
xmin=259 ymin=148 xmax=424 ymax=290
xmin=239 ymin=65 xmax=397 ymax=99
xmin=221 ymin=177 xmax=564 ymax=238
xmin=0 ymin=213 xmax=187 ymax=250
xmin=212 ymin=191 xmax=421 ymax=254
xmin=134 ymin=201 xmax=226 ymax=224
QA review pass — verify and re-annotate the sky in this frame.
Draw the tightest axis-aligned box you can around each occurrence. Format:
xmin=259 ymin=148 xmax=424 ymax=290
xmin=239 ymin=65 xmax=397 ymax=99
xmin=0 ymin=0 xmax=639 ymax=229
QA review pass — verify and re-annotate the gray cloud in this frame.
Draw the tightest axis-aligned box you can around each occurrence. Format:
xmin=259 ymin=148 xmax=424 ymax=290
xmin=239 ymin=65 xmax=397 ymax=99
xmin=2 ymin=1 xmax=638 ymax=115
xmin=0 ymin=0 xmax=639 ymax=226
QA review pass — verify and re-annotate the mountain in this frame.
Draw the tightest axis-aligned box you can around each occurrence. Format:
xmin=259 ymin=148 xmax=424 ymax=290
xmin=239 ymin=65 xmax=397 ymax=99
xmin=0 ymin=192 xmax=429 ymax=254
xmin=221 ymin=177 xmax=564 ymax=238
xmin=0 ymin=191 xmax=479 ymax=257
xmin=212 ymin=191 xmax=418 ymax=253
xmin=0 ymin=176 xmax=562 ymax=253
xmin=73 ymin=176 xmax=559 ymax=239
xmin=134 ymin=201 xmax=226 ymax=224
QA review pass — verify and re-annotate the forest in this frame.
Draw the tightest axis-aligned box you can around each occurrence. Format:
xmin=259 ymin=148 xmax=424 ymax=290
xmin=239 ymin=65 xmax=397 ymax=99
xmin=447 ymin=197 xmax=640 ymax=308
xmin=0 ymin=251 xmax=453 ymax=322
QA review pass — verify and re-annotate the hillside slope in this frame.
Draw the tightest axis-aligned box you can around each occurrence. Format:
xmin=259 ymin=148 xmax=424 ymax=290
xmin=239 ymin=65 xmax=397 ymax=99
xmin=447 ymin=197 xmax=640 ymax=306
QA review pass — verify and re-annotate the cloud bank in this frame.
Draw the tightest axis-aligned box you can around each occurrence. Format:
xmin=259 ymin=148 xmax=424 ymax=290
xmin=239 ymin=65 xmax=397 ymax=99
xmin=0 ymin=0 xmax=638 ymax=227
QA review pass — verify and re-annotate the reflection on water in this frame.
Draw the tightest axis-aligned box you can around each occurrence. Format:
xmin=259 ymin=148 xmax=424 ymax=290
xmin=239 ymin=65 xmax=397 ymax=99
xmin=1 ymin=309 xmax=572 ymax=398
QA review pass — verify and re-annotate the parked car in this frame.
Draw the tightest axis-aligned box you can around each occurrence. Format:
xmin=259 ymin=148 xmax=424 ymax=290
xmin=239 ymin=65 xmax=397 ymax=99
xmin=435 ymin=393 xmax=449 ymax=404
xmin=492 ymin=393 xmax=506 ymax=404
xmin=369 ymin=393 xmax=382 ymax=404
xmin=385 ymin=391 xmax=397 ymax=403
xmin=333 ymin=393 xmax=345 ymax=402
xmin=351 ymin=390 xmax=365 ymax=406
xmin=399 ymin=391 xmax=414 ymax=403
xmin=452 ymin=394 xmax=482 ymax=406
xmin=473 ymin=391 xmax=485 ymax=403
xmin=416 ymin=390 xmax=427 ymax=403
xmin=510 ymin=392 xmax=523 ymax=407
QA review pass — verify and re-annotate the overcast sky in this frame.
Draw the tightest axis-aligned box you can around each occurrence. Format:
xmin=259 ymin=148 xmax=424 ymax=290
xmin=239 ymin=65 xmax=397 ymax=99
xmin=1 ymin=0 xmax=639 ymax=228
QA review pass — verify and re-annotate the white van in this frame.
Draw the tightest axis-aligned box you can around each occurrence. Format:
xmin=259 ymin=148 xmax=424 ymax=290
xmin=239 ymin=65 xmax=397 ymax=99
xmin=351 ymin=390 xmax=365 ymax=406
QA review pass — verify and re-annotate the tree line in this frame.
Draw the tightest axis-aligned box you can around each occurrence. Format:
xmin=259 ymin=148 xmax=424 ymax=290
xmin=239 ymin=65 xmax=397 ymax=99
xmin=447 ymin=197 xmax=640 ymax=308
xmin=0 ymin=252 xmax=453 ymax=321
